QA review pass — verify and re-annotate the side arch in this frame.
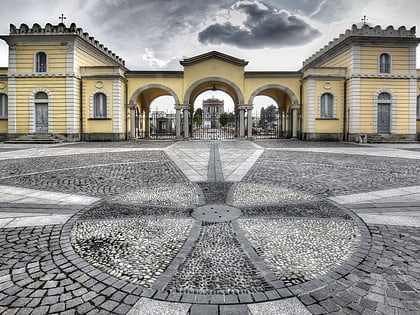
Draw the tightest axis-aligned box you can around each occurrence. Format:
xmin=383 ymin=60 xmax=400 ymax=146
xmin=183 ymin=77 xmax=245 ymax=105
xmin=248 ymin=84 xmax=298 ymax=105
xmin=129 ymin=84 xmax=180 ymax=105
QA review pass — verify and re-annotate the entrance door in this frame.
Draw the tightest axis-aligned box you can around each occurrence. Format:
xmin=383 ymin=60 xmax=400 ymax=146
xmin=377 ymin=104 xmax=390 ymax=133
xmin=36 ymin=103 xmax=48 ymax=133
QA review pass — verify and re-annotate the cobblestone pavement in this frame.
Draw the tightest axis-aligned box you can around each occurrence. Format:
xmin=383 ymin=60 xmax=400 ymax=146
xmin=0 ymin=140 xmax=419 ymax=314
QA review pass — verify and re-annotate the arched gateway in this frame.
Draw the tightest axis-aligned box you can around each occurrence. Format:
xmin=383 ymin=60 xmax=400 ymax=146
xmin=3 ymin=23 xmax=419 ymax=142
xmin=127 ymin=51 xmax=301 ymax=140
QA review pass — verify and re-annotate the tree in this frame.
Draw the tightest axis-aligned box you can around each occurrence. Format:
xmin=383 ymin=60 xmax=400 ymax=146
xmin=219 ymin=112 xmax=229 ymax=126
xmin=266 ymin=104 xmax=277 ymax=123
xmin=193 ymin=108 xmax=202 ymax=126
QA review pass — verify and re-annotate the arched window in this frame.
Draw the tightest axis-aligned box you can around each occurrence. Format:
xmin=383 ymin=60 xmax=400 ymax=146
xmin=93 ymin=93 xmax=107 ymax=118
xmin=379 ymin=53 xmax=391 ymax=73
xmin=0 ymin=93 xmax=7 ymax=118
xmin=417 ymin=95 xmax=420 ymax=119
xmin=36 ymin=52 xmax=47 ymax=72
xmin=320 ymin=93 xmax=334 ymax=118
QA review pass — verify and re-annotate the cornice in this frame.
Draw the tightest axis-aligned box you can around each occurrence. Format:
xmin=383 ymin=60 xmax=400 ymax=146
xmin=245 ymin=71 xmax=302 ymax=78
xmin=7 ymin=72 xmax=81 ymax=79
xmin=125 ymin=71 xmax=184 ymax=78
xmin=180 ymin=51 xmax=248 ymax=67
xmin=347 ymin=73 xmax=418 ymax=80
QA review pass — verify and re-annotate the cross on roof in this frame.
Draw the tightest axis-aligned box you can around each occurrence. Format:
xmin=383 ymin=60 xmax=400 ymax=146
xmin=361 ymin=15 xmax=368 ymax=26
xmin=59 ymin=14 xmax=66 ymax=24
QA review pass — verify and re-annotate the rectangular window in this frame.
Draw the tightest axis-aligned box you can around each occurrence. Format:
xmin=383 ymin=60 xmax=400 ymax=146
xmin=0 ymin=94 xmax=7 ymax=118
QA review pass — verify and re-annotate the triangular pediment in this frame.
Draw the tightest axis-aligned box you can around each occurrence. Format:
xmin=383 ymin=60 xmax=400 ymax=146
xmin=180 ymin=51 xmax=248 ymax=67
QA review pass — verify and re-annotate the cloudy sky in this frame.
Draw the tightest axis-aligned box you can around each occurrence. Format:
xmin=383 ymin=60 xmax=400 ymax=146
xmin=1 ymin=0 xmax=420 ymax=72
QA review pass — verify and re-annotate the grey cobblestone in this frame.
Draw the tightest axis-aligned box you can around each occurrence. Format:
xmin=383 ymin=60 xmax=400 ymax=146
xmin=0 ymin=141 xmax=419 ymax=314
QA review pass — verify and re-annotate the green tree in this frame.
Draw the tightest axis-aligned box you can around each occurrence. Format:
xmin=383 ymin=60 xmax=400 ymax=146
xmin=193 ymin=108 xmax=202 ymax=126
xmin=219 ymin=112 xmax=229 ymax=126
xmin=266 ymin=104 xmax=277 ymax=123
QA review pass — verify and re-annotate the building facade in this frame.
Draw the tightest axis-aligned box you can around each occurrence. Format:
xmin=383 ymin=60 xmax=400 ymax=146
xmin=0 ymin=22 xmax=419 ymax=142
xmin=202 ymin=98 xmax=224 ymax=129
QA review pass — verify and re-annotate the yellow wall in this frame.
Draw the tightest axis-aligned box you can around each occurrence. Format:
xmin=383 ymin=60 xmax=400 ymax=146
xmin=321 ymin=49 xmax=350 ymax=71
xmin=359 ymin=78 xmax=411 ymax=133
xmin=314 ymin=79 xmax=344 ymax=133
xmin=14 ymin=77 xmax=67 ymax=133
xmin=360 ymin=46 xmax=410 ymax=74
xmin=76 ymin=48 xmax=107 ymax=70
xmin=82 ymin=78 xmax=114 ymax=133
xmin=16 ymin=45 xmax=67 ymax=73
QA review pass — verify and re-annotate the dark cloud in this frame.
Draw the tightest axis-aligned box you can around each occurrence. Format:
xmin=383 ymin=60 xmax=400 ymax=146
xmin=198 ymin=1 xmax=321 ymax=48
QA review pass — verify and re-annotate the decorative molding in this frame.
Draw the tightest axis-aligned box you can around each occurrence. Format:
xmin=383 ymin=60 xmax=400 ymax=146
xmin=347 ymin=74 xmax=417 ymax=79
xmin=409 ymin=79 xmax=417 ymax=133
xmin=8 ymin=72 xmax=82 ymax=79
xmin=306 ymin=79 xmax=316 ymax=133
xmin=95 ymin=81 xmax=104 ymax=89
xmin=113 ymin=79 xmax=122 ymax=133
xmin=66 ymin=77 xmax=79 ymax=134
xmin=348 ymin=78 xmax=360 ymax=133
xmin=7 ymin=78 xmax=16 ymax=133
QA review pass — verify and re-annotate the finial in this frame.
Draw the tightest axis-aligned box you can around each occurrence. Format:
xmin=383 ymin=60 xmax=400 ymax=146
xmin=59 ymin=14 xmax=67 ymax=24
xmin=361 ymin=15 xmax=368 ymax=26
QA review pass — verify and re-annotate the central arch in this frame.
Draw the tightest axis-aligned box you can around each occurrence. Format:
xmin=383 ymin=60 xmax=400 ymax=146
xmin=183 ymin=77 xmax=245 ymax=105
xmin=184 ymin=77 xmax=244 ymax=139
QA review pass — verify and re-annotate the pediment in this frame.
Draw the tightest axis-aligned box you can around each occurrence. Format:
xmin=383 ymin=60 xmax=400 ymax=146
xmin=180 ymin=51 xmax=248 ymax=67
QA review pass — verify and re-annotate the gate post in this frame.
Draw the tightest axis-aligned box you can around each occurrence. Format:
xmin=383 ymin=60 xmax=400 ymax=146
xmin=129 ymin=104 xmax=136 ymax=138
xmin=247 ymin=105 xmax=253 ymax=139
xmin=238 ymin=104 xmax=246 ymax=139
xmin=175 ymin=104 xmax=182 ymax=139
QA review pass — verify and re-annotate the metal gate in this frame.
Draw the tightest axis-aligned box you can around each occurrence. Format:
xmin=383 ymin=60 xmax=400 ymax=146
xmin=192 ymin=126 xmax=236 ymax=139
xmin=137 ymin=112 xmax=177 ymax=139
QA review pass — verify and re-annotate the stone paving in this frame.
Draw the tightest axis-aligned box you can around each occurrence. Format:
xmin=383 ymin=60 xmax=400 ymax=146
xmin=0 ymin=140 xmax=419 ymax=314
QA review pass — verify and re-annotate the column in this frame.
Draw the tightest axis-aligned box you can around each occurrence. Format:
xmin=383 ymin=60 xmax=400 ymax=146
xmin=145 ymin=110 xmax=150 ymax=138
xmin=175 ymin=105 xmax=182 ymax=139
xmin=183 ymin=105 xmax=190 ymax=139
xmin=239 ymin=107 xmax=245 ymax=138
xmin=130 ymin=106 xmax=136 ymax=138
xmin=247 ymin=105 xmax=253 ymax=139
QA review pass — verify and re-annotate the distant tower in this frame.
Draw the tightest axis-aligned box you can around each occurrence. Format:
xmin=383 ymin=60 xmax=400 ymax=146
xmin=202 ymin=97 xmax=224 ymax=128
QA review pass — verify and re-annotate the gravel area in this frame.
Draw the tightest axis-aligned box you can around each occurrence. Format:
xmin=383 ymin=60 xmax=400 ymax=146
xmin=72 ymin=218 xmax=194 ymax=286
xmin=232 ymin=182 xmax=314 ymax=206
xmin=111 ymin=183 xmax=199 ymax=207
xmin=239 ymin=218 xmax=361 ymax=286
xmin=166 ymin=221 xmax=272 ymax=295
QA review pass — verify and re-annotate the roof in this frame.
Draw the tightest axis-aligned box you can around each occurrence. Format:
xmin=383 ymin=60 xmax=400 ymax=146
xmin=180 ymin=51 xmax=249 ymax=67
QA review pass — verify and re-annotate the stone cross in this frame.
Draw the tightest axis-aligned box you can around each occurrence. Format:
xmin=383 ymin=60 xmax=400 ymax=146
xmin=59 ymin=14 xmax=66 ymax=24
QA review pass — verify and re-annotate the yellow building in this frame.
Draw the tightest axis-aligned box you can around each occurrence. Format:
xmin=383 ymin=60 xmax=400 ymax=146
xmin=0 ymin=22 xmax=419 ymax=142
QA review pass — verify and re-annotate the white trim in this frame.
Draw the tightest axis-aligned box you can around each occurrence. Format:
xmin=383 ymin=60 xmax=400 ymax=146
xmin=408 ymin=79 xmax=416 ymax=133
xmin=30 ymin=88 xmax=53 ymax=133
xmin=66 ymin=77 xmax=79 ymax=134
xmin=8 ymin=46 xmax=17 ymax=74
xmin=349 ymin=45 xmax=360 ymax=74
xmin=0 ymin=93 xmax=8 ymax=119
xmin=306 ymin=79 xmax=315 ymax=132
xmin=113 ymin=79 xmax=122 ymax=133
xmin=373 ymin=89 xmax=395 ymax=134
xmin=409 ymin=46 xmax=417 ymax=76
xmin=7 ymin=78 xmax=16 ymax=133
xmin=348 ymin=78 xmax=360 ymax=133
xmin=90 ymin=91 xmax=110 ymax=118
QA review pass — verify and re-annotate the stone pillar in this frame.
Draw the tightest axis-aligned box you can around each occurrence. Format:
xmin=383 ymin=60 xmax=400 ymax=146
xmin=145 ymin=110 xmax=150 ymax=138
xmin=239 ymin=106 xmax=245 ymax=138
xmin=290 ymin=104 xmax=300 ymax=138
xmin=247 ymin=105 xmax=253 ymax=139
xmin=175 ymin=105 xmax=182 ymax=139
xmin=129 ymin=106 xmax=136 ymax=138
xmin=183 ymin=108 xmax=189 ymax=139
